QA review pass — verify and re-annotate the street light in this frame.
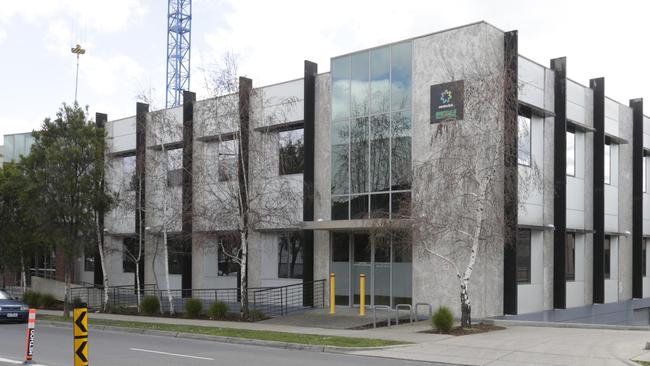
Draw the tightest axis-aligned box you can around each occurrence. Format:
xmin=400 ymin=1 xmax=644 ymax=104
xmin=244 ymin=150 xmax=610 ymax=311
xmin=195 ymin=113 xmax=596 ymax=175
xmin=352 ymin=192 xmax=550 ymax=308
xmin=70 ymin=44 xmax=86 ymax=104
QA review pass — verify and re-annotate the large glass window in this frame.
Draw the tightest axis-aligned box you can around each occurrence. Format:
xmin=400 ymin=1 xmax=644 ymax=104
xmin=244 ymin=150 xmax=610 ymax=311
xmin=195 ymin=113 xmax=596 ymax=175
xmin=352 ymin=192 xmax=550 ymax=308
xmin=217 ymin=236 xmax=240 ymax=276
xmin=330 ymin=41 xmax=412 ymax=221
xmin=566 ymin=233 xmax=575 ymax=281
xmin=279 ymin=128 xmax=304 ymax=175
xmin=567 ymin=130 xmax=575 ymax=176
xmin=167 ymin=238 xmax=187 ymax=275
xmin=516 ymin=229 xmax=531 ymax=284
xmin=218 ymin=140 xmax=237 ymax=182
xmin=644 ymin=157 xmax=647 ymax=193
xmin=122 ymin=238 xmax=138 ymax=273
xmin=122 ymin=155 xmax=136 ymax=191
xmin=518 ymin=115 xmax=531 ymax=166
xmin=604 ymin=143 xmax=611 ymax=185
xmin=278 ymin=233 xmax=303 ymax=279
xmin=604 ymin=236 xmax=611 ymax=279
xmin=84 ymin=252 xmax=95 ymax=272
xmin=166 ymin=148 xmax=183 ymax=187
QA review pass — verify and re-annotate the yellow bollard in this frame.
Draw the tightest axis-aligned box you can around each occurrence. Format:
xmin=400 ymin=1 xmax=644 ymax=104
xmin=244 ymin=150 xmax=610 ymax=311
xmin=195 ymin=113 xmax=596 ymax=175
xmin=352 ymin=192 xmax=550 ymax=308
xmin=329 ymin=272 xmax=336 ymax=314
xmin=360 ymin=273 xmax=366 ymax=316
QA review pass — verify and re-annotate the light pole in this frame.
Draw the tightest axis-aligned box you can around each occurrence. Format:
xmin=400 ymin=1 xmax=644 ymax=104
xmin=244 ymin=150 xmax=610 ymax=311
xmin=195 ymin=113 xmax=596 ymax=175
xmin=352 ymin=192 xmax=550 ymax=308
xmin=70 ymin=44 xmax=86 ymax=104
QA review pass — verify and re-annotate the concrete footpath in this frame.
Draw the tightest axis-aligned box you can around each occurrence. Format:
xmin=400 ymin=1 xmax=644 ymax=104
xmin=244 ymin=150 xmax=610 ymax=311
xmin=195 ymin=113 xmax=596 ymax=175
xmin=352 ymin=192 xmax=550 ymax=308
xmin=37 ymin=310 xmax=650 ymax=365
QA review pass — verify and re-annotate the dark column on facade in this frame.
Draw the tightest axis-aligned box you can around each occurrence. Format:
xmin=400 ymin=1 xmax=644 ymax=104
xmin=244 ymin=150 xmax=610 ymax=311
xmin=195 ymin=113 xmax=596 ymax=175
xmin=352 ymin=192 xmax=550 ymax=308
xmin=238 ymin=77 xmax=252 ymax=298
xmin=503 ymin=30 xmax=519 ymax=315
xmin=182 ymin=91 xmax=196 ymax=296
xmin=551 ymin=57 xmax=567 ymax=309
xmin=591 ymin=78 xmax=605 ymax=304
xmin=303 ymin=60 xmax=317 ymax=307
xmin=631 ymin=98 xmax=644 ymax=298
xmin=135 ymin=102 xmax=149 ymax=290
xmin=94 ymin=112 xmax=108 ymax=286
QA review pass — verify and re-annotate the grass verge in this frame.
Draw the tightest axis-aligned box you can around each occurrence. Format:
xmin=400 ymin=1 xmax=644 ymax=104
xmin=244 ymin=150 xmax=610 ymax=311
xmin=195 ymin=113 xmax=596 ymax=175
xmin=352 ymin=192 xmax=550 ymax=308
xmin=37 ymin=314 xmax=408 ymax=348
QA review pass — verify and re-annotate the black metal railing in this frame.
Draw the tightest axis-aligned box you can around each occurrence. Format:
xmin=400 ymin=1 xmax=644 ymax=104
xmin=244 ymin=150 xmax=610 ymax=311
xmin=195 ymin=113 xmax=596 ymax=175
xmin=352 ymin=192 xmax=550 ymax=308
xmin=250 ymin=280 xmax=326 ymax=317
xmin=67 ymin=280 xmax=326 ymax=318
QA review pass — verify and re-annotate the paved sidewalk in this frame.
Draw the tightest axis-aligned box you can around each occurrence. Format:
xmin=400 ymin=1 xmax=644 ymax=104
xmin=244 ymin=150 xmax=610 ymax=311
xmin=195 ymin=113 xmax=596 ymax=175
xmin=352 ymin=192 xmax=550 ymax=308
xmin=38 ymin=309 xmax=650 ymax=365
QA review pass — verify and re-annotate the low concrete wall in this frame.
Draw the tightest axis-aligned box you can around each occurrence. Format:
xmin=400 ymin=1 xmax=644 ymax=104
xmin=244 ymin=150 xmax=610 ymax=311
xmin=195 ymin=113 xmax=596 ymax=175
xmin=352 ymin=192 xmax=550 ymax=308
xmin=31 ymin=276 xmax=83 ymax=301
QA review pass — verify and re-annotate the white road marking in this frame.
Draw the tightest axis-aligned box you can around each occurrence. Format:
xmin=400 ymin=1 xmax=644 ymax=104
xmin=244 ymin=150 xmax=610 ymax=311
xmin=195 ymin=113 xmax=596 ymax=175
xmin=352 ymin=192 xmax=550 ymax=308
xmin=0 ymin=356 xmax=48 ymax=366
xmin=129 ymin=348 xmax=215 ymax=361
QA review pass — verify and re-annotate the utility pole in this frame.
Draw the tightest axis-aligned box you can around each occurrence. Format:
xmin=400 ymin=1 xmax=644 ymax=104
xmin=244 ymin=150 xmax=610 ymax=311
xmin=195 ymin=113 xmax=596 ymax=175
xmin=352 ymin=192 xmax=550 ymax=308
xmin=71 ymin=44 xmax=86 ymax=104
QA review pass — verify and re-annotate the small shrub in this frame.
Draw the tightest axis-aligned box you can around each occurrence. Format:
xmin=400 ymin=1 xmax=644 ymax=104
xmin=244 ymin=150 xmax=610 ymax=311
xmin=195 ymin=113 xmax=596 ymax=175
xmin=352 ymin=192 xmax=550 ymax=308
xmin=40 ymin=294 xmax=57 ymax=308
xmin=23 ymin=291 xmax=41 ymax=308
xmin=247 ymin=309 xmax=266 ymax=322
xmin=432 ymin=306 xmax=454 ymax=334
xmin=208 ymin=301 xmax=229 ymax=319
xmin=185 ymin=298 xmax=203 ymax=317
xmin=140 ymin=295 xmax=160 ymax=315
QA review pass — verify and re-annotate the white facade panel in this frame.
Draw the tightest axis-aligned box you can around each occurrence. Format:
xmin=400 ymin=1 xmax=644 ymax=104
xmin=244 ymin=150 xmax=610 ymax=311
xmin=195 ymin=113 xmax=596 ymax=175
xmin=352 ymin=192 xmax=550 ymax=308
xmin=518 ymin=56 xmax=545 ymax=109
xmin=567 ymin=102 xmax=585 ymax=124
xmin=567 ymin=177 xmax=585 ymax=229
xmin=108 ymin=116 xmax=136 ymax=153
xmin=518 ymin=115 xmax=544 ymax=226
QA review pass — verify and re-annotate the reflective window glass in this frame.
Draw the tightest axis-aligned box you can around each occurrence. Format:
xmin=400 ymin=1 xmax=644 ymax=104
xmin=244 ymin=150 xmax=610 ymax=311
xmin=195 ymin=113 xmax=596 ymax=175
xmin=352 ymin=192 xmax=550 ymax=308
xmin=518 ymin=115 xmax=531 ymax=166
xmin=331 ymin=120 xmax=349 ymax=194
xmin=218 ymin=140 xmax=237 ymax=182
xmin=391 ymin=111 xmax=412 ymax=190
xmin=516 ymin=229 xmax=531 ymax=283
xmin=350 ymin=194 xmax=369 ymax=219
xmin=370 ymin=193 xmax=389 ymax=218
xmin=331 ymin=195 xmax=349 ymax=220
xmin=566 ymin=233 xmax=575 ymax=281
xmin=391 ymin=191 xmax=411 ymax=219
xmin=391 ymin=42 xmax=412 ymax=111
xmin=370 ymin=114 xmax=390 ymax=192
xmin=331 ymin=57 xmax=350 ymax=120
xmin=566 ymin=131 xmax=575 ymax=176
xmin=350 ymin=117 xmax=368 ymax=194
xmin=604 ymin=237 xmax=611 ymax=280
xmin=166 ymin=148 xmax=183 ymax=187
xmin=278 ymin=233 xmax=303 ymax=279
xmin=604 ymin=143 xmax=611 ymax=185
xmin=279 ymin=128 xmax=304 ymax=175
xmin=371 ymin=47 xmax=390 ymax=114
xmin=350 ymin=52 xmax=369 ymax=117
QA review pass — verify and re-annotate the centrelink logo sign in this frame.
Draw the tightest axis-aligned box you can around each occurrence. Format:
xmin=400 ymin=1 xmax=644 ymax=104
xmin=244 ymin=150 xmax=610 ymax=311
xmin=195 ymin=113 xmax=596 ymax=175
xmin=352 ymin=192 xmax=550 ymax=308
xmin=430 ymin=80 xmax=464 ymax=123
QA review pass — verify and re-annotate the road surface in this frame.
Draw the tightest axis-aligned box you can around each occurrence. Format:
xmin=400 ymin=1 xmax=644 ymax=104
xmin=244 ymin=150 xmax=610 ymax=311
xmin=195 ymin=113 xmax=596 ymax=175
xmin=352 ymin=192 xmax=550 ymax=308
xmin=0 ymin=322 xmax=447 ymax=366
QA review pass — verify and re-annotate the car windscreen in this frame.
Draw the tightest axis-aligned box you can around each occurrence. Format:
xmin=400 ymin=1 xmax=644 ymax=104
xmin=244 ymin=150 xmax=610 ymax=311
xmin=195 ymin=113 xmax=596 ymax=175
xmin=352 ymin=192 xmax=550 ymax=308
xmin=0 ymin=291 xmax=10 ymax=300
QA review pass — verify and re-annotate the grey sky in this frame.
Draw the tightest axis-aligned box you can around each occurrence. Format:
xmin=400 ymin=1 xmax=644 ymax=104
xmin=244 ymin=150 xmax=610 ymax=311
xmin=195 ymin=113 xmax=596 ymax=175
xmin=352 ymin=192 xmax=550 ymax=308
xmin=0 ymin=0 xmax=648 ymax=137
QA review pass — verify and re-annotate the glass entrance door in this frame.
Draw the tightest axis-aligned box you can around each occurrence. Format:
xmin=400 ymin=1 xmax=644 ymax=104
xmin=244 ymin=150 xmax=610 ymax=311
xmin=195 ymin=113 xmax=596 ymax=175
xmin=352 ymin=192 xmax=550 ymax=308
xmin=353 ymin=234 xmax=371 ymax=306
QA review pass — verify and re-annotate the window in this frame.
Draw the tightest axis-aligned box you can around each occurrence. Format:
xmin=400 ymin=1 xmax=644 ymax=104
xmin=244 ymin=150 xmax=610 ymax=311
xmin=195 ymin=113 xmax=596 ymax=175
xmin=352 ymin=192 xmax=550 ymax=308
xmin=566 ymin=130 xmax=575 ymax=176
xmin=604 ymin=143 xmax=611 ymax=185
xmin=218 ymin=140 xmax=237 ymax=182
xmin=330 ymin=41 xmax=412 ymax=221
xmin=641 ymin=239 xmax=648 ymax=277
xmin=518 ymin=115 xmax=531 ymax=166
xmin=84 ymin=253 xmax=95 ymax=272
xmin=566 ymin=233 xmax=575 ymax=281
xmin=278 ymin=233 xmax=303 ymax=279
xmin=122 ymin=238 xmax=138 ymax=273
xmin=217 ymin=236 xmax=240 ymax=276
xmin=278 ymin=129 xmax=304 ymax=175
xmin=167 ymin=238 xmax=188 ymax=275
xmin=604 ymin=236 xmax=611 ymax=279
xmin=166 ymin=148 xmax=183 ymax=187
xmin=122 ymin=155 xmax=136 ymax=191
xmin=516 ymin=229 xmax=532 ymax=283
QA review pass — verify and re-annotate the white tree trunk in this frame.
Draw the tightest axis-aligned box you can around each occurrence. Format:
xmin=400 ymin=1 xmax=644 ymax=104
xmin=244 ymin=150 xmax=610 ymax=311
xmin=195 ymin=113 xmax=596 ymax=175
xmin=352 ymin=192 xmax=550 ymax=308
xmin=64 ymin=271 xmax=71 ymax=319
xmin=161 ymin=230 xmax=174 ymax=315
xmin=20 ymin=255 xmax=26 ymax=294
xmin=135 ymin=263 xmax=141 ymax=308
xmin=95 ymin=215 xmax=110 ymax=311
xmin=239 ymin=231 xmax=248 ymax=318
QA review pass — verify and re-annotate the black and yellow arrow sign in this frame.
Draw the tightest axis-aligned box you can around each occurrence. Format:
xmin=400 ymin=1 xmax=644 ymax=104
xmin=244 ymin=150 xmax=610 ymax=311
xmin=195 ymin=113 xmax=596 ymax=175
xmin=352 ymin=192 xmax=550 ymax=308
xmin=73 ymin=307 xmax=88 ymax=366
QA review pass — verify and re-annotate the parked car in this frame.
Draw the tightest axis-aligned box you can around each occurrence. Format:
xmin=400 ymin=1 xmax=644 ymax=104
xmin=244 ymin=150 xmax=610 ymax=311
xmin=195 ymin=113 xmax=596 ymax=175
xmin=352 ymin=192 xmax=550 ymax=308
xmin=0 ymin=290 xmax=29 ymax=323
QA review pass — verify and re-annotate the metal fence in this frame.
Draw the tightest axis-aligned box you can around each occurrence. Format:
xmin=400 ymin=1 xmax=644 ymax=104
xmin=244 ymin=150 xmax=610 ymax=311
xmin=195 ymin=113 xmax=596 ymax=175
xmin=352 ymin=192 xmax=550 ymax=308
xmin=68 ymin=280 xmax=326 ymax=318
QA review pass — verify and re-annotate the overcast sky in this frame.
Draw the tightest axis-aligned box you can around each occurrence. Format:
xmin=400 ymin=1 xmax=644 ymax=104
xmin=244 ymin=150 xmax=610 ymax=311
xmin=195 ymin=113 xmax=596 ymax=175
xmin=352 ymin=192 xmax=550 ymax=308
xmin=0 ymin=0 xmax=648 ymax=137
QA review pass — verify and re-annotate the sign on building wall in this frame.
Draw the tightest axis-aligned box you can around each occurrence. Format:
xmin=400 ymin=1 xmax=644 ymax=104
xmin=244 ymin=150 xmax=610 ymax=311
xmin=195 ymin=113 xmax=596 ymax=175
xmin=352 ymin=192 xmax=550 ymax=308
xmin=430 ymin=80 xmax=464 ymax=123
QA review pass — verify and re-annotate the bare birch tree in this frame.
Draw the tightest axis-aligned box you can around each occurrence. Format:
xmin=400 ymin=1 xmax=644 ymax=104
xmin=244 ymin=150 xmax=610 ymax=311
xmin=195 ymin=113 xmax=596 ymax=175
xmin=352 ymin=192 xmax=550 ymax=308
xmin=193 ymin=53 xmax=303 ymax=317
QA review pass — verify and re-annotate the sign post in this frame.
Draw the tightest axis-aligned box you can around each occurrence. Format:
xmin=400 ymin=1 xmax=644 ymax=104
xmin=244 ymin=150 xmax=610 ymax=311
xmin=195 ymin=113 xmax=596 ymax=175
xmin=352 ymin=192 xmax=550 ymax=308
xmin=329 ymin=273 xmax=336 ymax=315
xmin=359 ymin=274 xmax=366 ymax=316
xmin=73 ymin=307 xmax=89 ymax=366
xmin=24 ymin=309 xmax=37 ymax=364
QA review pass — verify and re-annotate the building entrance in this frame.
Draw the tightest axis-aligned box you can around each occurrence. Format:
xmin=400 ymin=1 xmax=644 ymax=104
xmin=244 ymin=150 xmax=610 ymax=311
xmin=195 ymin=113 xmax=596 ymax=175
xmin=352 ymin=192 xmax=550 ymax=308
xmin=331 ymin=232 xmax=412 ymax=308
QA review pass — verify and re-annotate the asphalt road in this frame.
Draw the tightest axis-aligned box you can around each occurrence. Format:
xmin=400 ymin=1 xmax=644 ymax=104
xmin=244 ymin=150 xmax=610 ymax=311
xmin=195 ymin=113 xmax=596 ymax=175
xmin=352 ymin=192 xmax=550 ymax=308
xmin=0 ymin=322 xmax=446 ymax=366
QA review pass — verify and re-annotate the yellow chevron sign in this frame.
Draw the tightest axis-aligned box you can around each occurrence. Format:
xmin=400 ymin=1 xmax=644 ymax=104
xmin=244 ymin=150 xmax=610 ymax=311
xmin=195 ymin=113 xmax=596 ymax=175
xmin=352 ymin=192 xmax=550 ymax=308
xmin=73 ymin=307 xmax=88 ymax=366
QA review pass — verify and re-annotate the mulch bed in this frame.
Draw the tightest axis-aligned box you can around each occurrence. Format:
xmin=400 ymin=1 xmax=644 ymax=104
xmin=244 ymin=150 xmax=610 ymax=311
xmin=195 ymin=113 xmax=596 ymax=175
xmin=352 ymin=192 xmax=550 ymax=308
xmin=421 ymin=322 xmax=505 ymax=336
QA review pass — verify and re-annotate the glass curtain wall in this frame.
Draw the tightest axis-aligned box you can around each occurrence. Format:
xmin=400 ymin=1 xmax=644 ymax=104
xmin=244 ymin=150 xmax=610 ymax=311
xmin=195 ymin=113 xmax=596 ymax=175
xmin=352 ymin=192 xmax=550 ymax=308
xmin=330 ymin=42 xmax=412 ymax=220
